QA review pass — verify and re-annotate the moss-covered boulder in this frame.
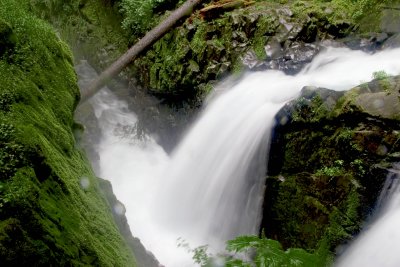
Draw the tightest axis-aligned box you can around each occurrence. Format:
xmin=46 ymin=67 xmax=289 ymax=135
xmin=0 ymin=1 xmax=136 ymax=265
xmin=262 ymin=75 xmax=400 ymax=252
xmin=132 ymin=0 xmax=358 ymax=101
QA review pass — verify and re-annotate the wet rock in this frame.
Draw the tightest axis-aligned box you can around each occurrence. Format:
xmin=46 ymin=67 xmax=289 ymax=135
xmin=134 ymin=1 xmax=360 ymax=101
xmin=340 ymin=35 xmax=376 ymax=51
xmin=241 ymin=50 xmax=265 ymax=69
xmin=319 ymin=39 xmax=346 ymax=48
xmin=278 ymin=7 xmax=293 ymax=18
xmin=381 ymin=5 xmax=400 ymax=34
xmin=263 ymin=75 xmax=400 ymax=251
xmin=265 ymin=37 xmax=283 ymax=59
xmin=264 ymin=42 xmax=320 ymax=74
xmin=336 ymin=76 xmax=400 ymax=120
xmin=382 ymin=33 xmax=400 ymax=48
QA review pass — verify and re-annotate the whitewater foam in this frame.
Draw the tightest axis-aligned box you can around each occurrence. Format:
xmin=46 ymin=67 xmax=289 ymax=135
xmin=77 ymin=47 xmax=400 ymax=266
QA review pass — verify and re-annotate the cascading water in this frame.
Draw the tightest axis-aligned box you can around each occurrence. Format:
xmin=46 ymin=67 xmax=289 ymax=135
xmin=76 ymin=47 xmax=400 ymax=267
xmin=335 ymin=165 xmax=400 ymax=267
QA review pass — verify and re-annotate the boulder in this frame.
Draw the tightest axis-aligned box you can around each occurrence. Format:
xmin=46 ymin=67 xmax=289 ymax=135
xmin=133 ymin=0 xmax=359 ymax=102
xmin=262 ymin=75 xmax=400 ymax=251
xmin=381 ymin=5 xmax=400 ymax=34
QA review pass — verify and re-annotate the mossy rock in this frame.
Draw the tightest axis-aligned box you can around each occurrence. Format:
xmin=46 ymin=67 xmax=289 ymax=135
xmin=263 ymin=77 xmax=400 ymax=252
xmin=334 ymin=76 xmax=400 ymax=120
xmin=133 ymin=0 xmax=384 ymax=101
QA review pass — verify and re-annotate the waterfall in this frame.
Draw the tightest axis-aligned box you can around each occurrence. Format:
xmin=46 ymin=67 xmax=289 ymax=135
xmin=76 ymin=47 xmax=400 ymax=267
xmin=335 ymin=166 xmax=400 ymax=267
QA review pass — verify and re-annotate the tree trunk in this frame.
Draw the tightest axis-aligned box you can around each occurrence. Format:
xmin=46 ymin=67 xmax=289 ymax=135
xmin=81 ymin=0 xmax=203 ymax=103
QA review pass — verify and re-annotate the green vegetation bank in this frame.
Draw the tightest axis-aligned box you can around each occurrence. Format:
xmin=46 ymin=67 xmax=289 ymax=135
xmin=0 ymin=1 xmax=136 ymax=265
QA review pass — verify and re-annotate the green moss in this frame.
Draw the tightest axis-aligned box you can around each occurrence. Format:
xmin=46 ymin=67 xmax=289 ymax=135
xmin=290 ymin=0 xmax=386 ymax=27
xmin=28 ymin=0 xmax=129 ymax=70
xmin=267 ymin=163 xmax=361 ymax=250
xmin=372 ymin=70 xmax=392 ymax=92
xmin=0 ymin=19 xmax=16 ymax=57
xmin=324 ymin=188 xmax=361 ymax=249
xmin=133 ymin=3 xmax=283 ymax=100
xmin=190 ymin=21 xmax=208 ymax=57
xmin=263 ymin=80 xmax=400 ymax=253
xmin=252 ymin=15 xmax=277 ymax=60
xmin=0 ymin=1 xmax=136 ymax=265
xmin=131 ymin=0 xmax=387 ymax=101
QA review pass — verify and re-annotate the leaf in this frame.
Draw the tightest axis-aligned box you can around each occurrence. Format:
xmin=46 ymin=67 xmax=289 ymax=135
xmin=226 ymin=235 xmax=260 ymax=252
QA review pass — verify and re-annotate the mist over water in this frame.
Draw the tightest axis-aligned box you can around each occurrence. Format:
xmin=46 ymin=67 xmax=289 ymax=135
xmin=76 ymin=47 xmax=400 ymax=267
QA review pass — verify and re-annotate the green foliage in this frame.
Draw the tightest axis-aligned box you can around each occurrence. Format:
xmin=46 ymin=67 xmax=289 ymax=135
xmin=252 ymin=15 xmax=277 ymax=60
xmin=127 ymin=0 xmax=389 ymax=100
xmin=290 ymin=0 xmax=352 ymax=34
xmin=0 ymin=19 xmax=16 ymax=57
xmin=0 ymin=122 xmax=28 ymax=180
xmin=0 ymin=0 xmax=136 ymax=265
xmin=350 ymin=159 xmax=366 ymax=175
xmin=134 ymin=5 xmax=279 ymax=100
xmin=28 ymin=0 xmax=67 ymax=17
xmin=324 ymin=189 xmax=361 ymax=248
xmin=291 ymin=95 xmax=329 ymax=123
xmin=26 ymin=0 xmax=130 ymax=71
xmin=119 ymin=0 xmax=176 ymax=36
xmin=351 ymin=0 xmax=390 ymax=21
xmin=336 ymin=127 xmax=353 ymax=142
xmin=264 ymin=72 xmax=400 ymax=254
xmin=266 ymin=115 xmax=373 ymax=250
xmin=177 ymin=238 xmax=212 ymax=266
xmin=372 ymin=70 xmax=391 ymax=92
xmin=372 ymin=70 xmax=390 ymax=80
xmin=189 ymin=236 xmax=330 ymax=267
xmin=120 ymin=0 xmax=155 ymax=34
xmin=289 ymin=0 xmax=389 ymax=34
xmin=316 ymin=160 xmax=345 ymax=177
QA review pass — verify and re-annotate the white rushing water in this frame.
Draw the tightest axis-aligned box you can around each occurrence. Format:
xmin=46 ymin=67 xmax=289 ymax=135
xmin=77 ymin=47 xmax=400 ymax=267
xmin=335 ymin=167 xmax=400 ymax=267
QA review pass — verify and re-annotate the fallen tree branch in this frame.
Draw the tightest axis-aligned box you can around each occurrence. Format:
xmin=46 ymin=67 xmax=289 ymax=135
xmin=199 ymin=0 xmax=254 ymax=20
xmin=81 ymin=0 xmax=203 ymax=103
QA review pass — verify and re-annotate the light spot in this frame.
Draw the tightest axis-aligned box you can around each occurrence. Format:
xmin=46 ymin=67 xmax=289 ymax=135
xmin=377 ymin=145 xmax=388 ymax=156
xmin=80 ymin=176 xmax=90 ymax=189
xmin=114 ymin=202 xmax=126 ymax=216
xmin=211 ymin=256 xmax=225 ymax=267
xmin=280 ymin=115 xmax=288 ymax=125
xmin=373 ymin=99 xmax=384 ymax=109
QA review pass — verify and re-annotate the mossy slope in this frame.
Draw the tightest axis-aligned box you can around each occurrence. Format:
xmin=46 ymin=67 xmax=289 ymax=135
xmin=29 ymin=0 xmax=129 ymax=70
xmin=0 ymin=1 xmax=135 ymax=265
